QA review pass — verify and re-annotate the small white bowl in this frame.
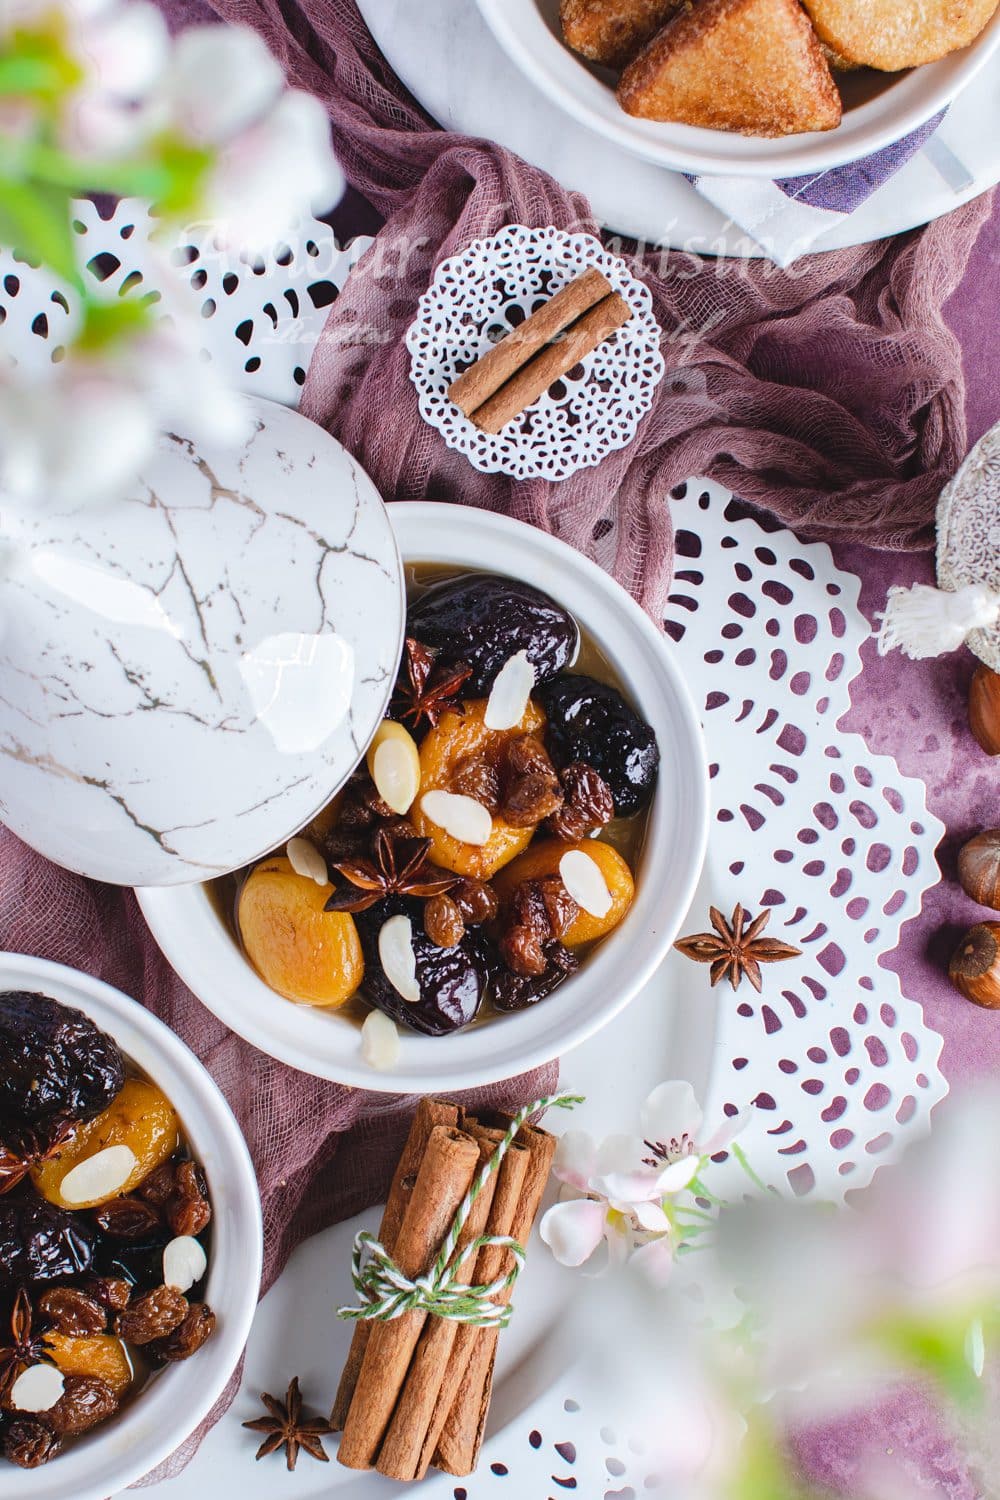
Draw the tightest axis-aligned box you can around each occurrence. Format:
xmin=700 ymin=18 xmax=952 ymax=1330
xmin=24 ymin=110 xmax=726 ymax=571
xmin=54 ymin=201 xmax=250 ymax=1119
xmin=0 ymin=953 xmax=262 ymax=1500
xmin=476 ymin=0 xmax=1000 ymax=177
xmin=138 ymin=503 xmax=709 ymax=1093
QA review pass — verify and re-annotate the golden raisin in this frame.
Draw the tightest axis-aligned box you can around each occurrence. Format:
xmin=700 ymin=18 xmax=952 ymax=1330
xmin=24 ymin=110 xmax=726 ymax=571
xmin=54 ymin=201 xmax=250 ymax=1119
xmin=424 ymin=894 xmax=466 ymax=949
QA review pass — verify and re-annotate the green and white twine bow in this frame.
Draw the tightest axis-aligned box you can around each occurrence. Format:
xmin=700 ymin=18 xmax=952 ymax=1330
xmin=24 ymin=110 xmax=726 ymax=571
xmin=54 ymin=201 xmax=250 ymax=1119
xmin=338 ymin=1091 xmax=583 ymax=1330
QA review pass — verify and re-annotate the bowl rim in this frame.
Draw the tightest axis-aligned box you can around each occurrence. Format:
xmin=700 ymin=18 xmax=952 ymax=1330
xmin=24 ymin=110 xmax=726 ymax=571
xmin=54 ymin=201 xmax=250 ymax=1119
xmin=475 ymin=0 xmax=1000 ymax=178
xmin=0 ymin=953 xmax=262 ymax=1500
xmin=137 ymin=501 xmax=710 ymax=1093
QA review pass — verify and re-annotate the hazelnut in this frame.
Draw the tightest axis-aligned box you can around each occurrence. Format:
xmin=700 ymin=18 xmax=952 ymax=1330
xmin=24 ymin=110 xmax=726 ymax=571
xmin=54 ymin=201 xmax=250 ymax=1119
xmin=949 ymin=922 xmax=1000 ymax=1008
xmin=957 ymin=830 xmax=1000 ymax=911
xmin=968 ymin=665 xmax=1000 ymax=756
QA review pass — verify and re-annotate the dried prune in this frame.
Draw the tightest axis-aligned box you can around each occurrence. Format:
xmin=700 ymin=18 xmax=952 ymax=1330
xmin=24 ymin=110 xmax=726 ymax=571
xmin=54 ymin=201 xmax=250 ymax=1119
xmin=4 ymin=1416 xmax=62 ymax=1467
xmin=0 ymin=1200 xmax=95 ymax=1289
xmin=358 ymin=901 xmax=487 ymax=1035
xmin=493 ymin=945 xmax=580 ymax=1010
xmin=38 ymin=1287 xmax=106 ymax=1336
xmin=93 ymin=1235 xmax=170 ymax=1295
xmin=116 ymin=1285 xmax=187 ymax=1345
xmin=547 ymin=762 xmax=615 ymax=841
xmin=407 ymin=575 xmax=579 ymax=695
xmin=147 ymin=1302 xmax=215 ymax=1362
xmin=537 ymin=675 xmax=659 ymax=817
xmin=0 ymin=991 xmax=125 ymax=1131
xmin=45 ymin=1374 xmax=117 ymax=1436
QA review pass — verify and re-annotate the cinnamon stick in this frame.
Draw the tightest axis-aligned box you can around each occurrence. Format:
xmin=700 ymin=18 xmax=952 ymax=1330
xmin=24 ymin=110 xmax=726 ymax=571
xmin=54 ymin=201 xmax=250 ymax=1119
xmin=337 ymin=1124 xmax=481 ymax=1471
xmin=376 ymin=1124 xmax=509 ymax=1481
xmin=433 ymin=1120 xmax=558 ymax=1476
xmin=471 ymin=292 xmax=633 ymax=436
xmin=331 ymin=1098 xmax=458 ymax=1431
xmin=448 ymin=267 xmax=612 ymax=418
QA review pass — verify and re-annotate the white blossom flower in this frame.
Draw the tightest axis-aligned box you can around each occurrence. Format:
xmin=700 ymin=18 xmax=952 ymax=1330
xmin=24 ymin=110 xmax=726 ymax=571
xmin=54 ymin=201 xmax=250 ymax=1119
xmin=200 ymin=90 xmax=345 ymax=253
xmin=162 ymin=26 xmax=285 ymax=145
xmin=57 ymin=0 xmax=170 ymax=157
xmin=540 ymin=1085 xmax=751 ymax=1279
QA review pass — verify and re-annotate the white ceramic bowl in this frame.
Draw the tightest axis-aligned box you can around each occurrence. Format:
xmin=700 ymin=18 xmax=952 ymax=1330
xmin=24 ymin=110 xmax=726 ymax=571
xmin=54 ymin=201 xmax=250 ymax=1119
xmin=0 ymin=953 xmax=262 ymax=1500
xmin=476 ymin=0 xmax=1000 ymax=177
xmin=137 ymin=502 xmax=709 ymax=1093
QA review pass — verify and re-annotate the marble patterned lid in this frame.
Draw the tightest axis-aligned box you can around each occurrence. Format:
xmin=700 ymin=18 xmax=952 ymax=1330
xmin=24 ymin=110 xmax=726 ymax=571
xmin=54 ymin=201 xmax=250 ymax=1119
xmin=0 ymin=396 xmax=404 ymax=885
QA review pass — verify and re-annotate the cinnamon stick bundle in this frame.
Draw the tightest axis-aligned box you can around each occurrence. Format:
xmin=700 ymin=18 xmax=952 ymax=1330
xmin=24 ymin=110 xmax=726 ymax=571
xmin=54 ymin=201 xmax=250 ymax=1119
xmin=337 ymin=1123 xmax=481 ymax=1470
xmin=332 ymin=1097 xmax=458 ymax=1430
xmin=433 ymin=1120 xmax=557 ymax=1476
xmin=446 ymin=267 xmax=633 ymax=436
xmin=333 ymin=1099 xmax=557 ymax=1482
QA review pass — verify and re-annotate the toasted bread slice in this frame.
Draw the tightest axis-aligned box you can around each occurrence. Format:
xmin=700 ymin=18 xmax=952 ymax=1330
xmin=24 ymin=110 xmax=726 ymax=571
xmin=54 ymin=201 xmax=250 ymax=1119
xmin=618 ymin=0 xmax=843 ymax=136
xmin=560 ymin=0 xmax=687 ymax=69
xmin=803 ymin=0 xmax=998 ymax=70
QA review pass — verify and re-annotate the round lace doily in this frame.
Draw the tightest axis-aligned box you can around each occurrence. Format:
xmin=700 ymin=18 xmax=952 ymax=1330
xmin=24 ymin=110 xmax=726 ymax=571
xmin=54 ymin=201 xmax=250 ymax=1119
xmin=936 ymin=419 xmax=1000 ymax=672
xmin=405 ymin=223 xmax=665 ymax=481
xmin=643 ymin=482 xmax=948 ymax=1202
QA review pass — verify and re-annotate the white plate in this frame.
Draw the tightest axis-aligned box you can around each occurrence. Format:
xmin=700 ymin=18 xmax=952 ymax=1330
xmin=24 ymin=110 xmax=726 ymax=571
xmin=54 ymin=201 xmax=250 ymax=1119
xmin=358 ymin=0 xmax=1000 ymax=254
xmin=0 ymin=955 xmax=262 ymax=1500
xmin=477 ymin=0 xmax=1000 ymax=177
xmin=138 ymin=503 xmax=709 ymax=1095
xmin=122 ymin=941 xmax=715 ymax=1498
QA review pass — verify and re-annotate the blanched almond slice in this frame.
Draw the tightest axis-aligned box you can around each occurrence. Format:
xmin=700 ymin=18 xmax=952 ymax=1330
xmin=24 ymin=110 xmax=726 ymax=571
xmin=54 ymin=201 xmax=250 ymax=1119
xmin=60 ymin=1145 xmax=137 ymax=1206
xmin=378 ymin=913 xmax=421 ymax=1002
xmin=361 ymin=1008 xmax=401 ymax=1071
xmin=286 ymin=835 xmax=329 ymax=887
xmin=10 ymin=1364 xmax=65 ymax=1413
xmin=163 ymin=1235 xmax=208 ymax=1293
xmin=559 ymin=849 xmax=613 ymax=918
xmin=367 ymin=720 xmax=421 ymax=814
xmin=484 ymin=650 xmax=536 ymax=730
xmin=420 ymin=790 xmax=492 ymax=846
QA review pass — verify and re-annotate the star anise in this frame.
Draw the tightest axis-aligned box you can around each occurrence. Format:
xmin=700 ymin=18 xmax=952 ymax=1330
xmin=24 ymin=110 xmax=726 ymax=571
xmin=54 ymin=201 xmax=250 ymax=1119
xmin=242 ymin=1376 xmax=332 ymax=1471
xmin=391 ymin=637 xmax=471 ymax=730
xmin=0 ymin=1289 xmax=54 ymax=1403
xmin=325 ymin=825 xmax=457 ymax=914
xmin=675 ymin=904 xmax=801 ymax=992
xmin=0 ymin=1120 xmax=74 ymax=1198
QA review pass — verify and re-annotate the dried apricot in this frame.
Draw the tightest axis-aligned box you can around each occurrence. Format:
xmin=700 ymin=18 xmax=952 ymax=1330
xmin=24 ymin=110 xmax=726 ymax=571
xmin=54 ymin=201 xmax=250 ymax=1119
xmin=494 ymin=838 xmax=634 ymax=945
xmin=45 ymin=1333 xmax=134 ymax=1398
xmin=31 ymin=1079 xmax=180 ymax=1210
xmin=238 ymin=856 xmax=364 ymax=1007
xmin=411 ymin=699 xmax=547 ymax=878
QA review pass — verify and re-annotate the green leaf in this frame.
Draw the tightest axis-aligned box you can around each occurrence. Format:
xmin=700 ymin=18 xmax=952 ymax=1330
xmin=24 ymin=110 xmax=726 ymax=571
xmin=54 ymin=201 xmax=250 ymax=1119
xmin=0 ymin=175 xmax=80 ymax=288
xmin=77 ymin=294 xmax=153 ymax=353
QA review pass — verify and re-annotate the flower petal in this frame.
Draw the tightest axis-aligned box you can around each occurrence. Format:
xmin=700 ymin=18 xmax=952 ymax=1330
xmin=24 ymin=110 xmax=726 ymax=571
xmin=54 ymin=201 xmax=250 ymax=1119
xmin=631 ymin=1236 xmax=675 ymax=1288
xmin=632 ymin=1199 xmax=671 ymax=1232
xmin=655 ymin=1155 xmax=700 ymax=1195
xmin=702 ymin=1105 xmax=753 ymax=1156
xmin=167 ymin=25 xmax=283 ymax=144
xmin=539 ymin=1198 xmax=607 ymax=1269
xmin=640 ymin=1081 xmax=704 ymax=1148
xmin=552 ymin=1129 xmax=598 ymax=1192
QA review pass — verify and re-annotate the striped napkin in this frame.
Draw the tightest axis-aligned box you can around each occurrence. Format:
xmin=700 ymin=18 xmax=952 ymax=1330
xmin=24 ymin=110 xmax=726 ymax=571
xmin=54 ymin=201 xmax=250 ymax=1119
xmin=691 ymin=112 xmax=957 ymax=265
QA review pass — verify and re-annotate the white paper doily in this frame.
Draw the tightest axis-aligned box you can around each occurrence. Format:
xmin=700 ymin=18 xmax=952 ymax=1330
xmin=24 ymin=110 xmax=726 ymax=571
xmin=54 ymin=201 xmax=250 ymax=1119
xmin=937 ymin=419 xmax=1000 ymax=672
xmin=648 ymin=482 xmax=948 ymax=1201
xmin=405 ymin=223 xmax=665 ymax=481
